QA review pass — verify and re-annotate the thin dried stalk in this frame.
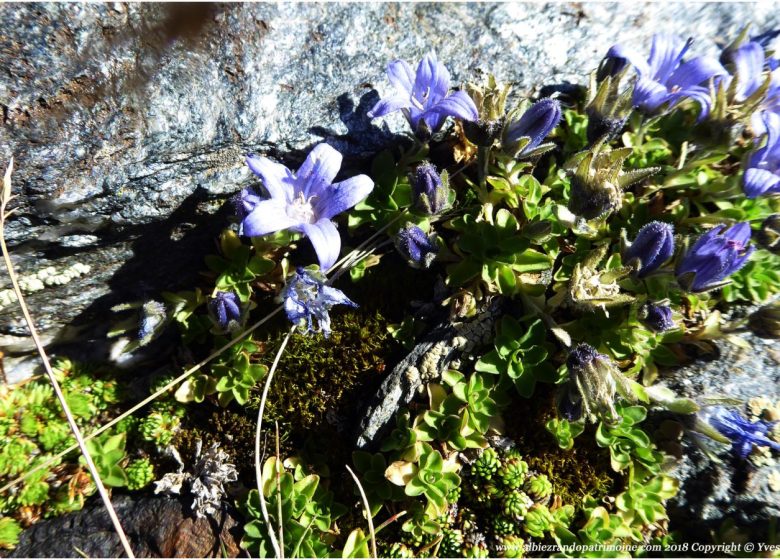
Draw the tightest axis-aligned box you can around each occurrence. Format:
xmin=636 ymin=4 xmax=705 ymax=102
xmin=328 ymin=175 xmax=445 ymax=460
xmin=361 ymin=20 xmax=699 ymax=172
xmin=275 ymin=421 xmax=284 ymax=559
xmin=254 ymin=327 xmax=294 ymax=559
xmin=0 ymin=159 xmax=135 ymax=557
xmin=346 ymin=465 xmax=377 ymax=558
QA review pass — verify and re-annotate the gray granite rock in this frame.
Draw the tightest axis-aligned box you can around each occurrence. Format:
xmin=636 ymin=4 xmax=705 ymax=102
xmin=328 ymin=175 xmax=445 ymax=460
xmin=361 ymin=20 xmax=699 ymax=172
xmin=654 ymin=312 xmax=780 ymax=542
xmin=2 ymin=3 xmax=779 ymax=378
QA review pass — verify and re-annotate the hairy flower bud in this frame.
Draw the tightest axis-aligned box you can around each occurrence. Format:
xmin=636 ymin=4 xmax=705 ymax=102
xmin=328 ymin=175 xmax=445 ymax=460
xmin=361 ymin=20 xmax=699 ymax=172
xmin=463 ymin=74 xmax=511 ymax=146
xmin=396 ymin=223 xmax=439 ymax=269
xmin=623 ymin=221 xmax=675 ymax=277
xmin=565 ymin=343 xmax=635 ymax=425
xmin=412 ymin=163 xmax=449 ymax=215
xmin=676 ymin=223 xmax=754 ymax=292
xmin=208 ymin=291 xmax=242 ymax=332
xmin=640 ymin=303 xmax=676 ymax=332
xmin=504 ymin=98 xmax=562 ymax=156
xmin=566 ymin=139 xmax=659 ymax=220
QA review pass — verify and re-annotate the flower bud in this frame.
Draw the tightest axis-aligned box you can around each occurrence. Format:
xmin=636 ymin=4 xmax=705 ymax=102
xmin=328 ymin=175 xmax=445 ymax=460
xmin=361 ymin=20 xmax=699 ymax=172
xmin=396 ymin=223 xmax=438 ymax=269
xmin=412 ymin=163 xmax=449 ymax=215
xmin=463 ymin=74 xmax=511 ymax=147
xmin=748 ymin=302 xmax=780 ymax=339
xmin=566 ymin=343 xmax=634 ymax=425
xmin=676 ymin=223 xmax=754 ymax=292
xmin=640 ymin=303 xmax=676 ymax=332
xmin=623 ymin=221 xmax=675 ymax=277
xmin=567 ymin=140 xmax=659 ymax=220
xmin=757 ymin=215 xmax=780 ymax=254
xmin=208 ymin=291 xmax=242 ymax=331
xmin=504 ymin=98 xmax=562 ymax=156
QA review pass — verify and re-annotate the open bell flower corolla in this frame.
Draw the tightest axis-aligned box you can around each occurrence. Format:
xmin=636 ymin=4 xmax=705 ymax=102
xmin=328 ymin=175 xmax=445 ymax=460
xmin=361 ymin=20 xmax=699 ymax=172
xmin=239 ymin=144 xmax=373 ymax=271
xmin=368 ymin=51 xmax=478 ymax=137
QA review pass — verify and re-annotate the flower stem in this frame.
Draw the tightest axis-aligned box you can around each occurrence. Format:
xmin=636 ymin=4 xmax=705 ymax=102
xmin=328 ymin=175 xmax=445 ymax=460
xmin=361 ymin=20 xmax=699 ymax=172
xmin=0 ymin=159 xmax=135 ymax=557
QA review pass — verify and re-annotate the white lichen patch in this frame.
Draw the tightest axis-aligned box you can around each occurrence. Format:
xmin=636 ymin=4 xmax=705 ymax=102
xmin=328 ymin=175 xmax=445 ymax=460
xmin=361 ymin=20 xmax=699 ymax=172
xmin=750 ymin=446 xmax=776 ymax=468
xmin=0 ymin=262 xmax=91 ymax=310
xmin=772 ymin=423 xmax=780 ymax=444
xmin=769 ymin=470 xmax=780 ymax=493
xmin=748 ymin=396 xmax=780 ymax=423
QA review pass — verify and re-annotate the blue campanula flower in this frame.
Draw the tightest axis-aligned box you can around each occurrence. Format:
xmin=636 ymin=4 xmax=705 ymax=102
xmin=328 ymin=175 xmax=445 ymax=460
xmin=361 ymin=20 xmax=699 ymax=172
xmin=282 ymin=268 xmax=357 ymax=337
xmin=412 ymin=163 xmax=449 ymax=215
xmin=676 ymin=223 xmax=754 ymax=292
xmin=605 ymin=33 xmax=727 ymax=120
xmin=368 ymin=51 xmax=479 ymax=137
xmin=744 ymin=111 xmax=780 ymax=198
xmin=396 ymin=223 xmax=438 ymax=269
xmin=623 ymin=221 xmax=675 ymax=277
xmin=239 ymin=144 xmax=374 ymax=271
xmin=640 ymin=303 xmax=675 ymax=333
xmin=208 ymin=291 xmax=241 ymax=331
xmin=504 ymin=98 xmax=562 ymax=154
xmin=704 ymin=406 xmax=780 ymax=459
xmin=724 ymin=41 xmax=766 ymax=103
xmin=719 ymin=40 xmax=780 ymax=136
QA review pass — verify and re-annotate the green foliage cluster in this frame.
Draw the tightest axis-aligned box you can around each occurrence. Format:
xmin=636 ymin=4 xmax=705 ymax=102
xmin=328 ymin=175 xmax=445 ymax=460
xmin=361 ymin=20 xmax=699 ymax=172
xmin=65 ymin=27 xmax=780 ymax=560
xmin=0 ymin=360 xmax=185 ymax=548
xmin=240 ymin=456 xmax=350 ymax=558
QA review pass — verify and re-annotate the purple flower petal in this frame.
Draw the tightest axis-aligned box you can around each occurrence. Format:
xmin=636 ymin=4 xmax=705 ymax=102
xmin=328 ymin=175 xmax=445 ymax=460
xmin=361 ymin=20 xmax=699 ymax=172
xmin=314 ymin=175 xmax=374 ymax=221
xmin=241 ymin=199 xmax=297 ymax=237
xmin=668 ymin=56 xmax=727 ymax=90
xmin=648 ymin=34 xmax=690 ymax=83
xmin=428 ymin=90 xmax=480 ymax=123
xmin=387 ymin=59 xmax=415 ymax=94
xmin=730 ymin=42 xmax=766 ymax=101
xmin=605 ymin=43 xmax=650 ymax=76
xmin=368 ymin=94 xmax=411 ymax=120
xmin=301 ymin=218 xmax=341 ymax=271
xmin=744 ymin=168 xmax=780 ymax=198
xmin=246 ymin=155 xmax=294 ymax=202
xmin=678 ymin=223 xmax=754 ymax=292
xmin=634 ymin=77 xmax=671 ymax=111
xmin=664 ymin=85 xmax=714 ymax=121
xmin=724 ymin=222 xmax=753 ymax=247
xmin=296 ymin=143 xmax=343 ymax=199
xmin=413 ymin=51 xmax=450 ymax=106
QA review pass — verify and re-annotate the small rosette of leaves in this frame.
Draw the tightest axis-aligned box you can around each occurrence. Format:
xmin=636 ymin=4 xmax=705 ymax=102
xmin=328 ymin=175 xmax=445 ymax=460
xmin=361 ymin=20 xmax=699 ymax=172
xmin=447 ymin=207 xmax=552 ymax=295
xmin=595 ymin=405 xmax=663 ymax=474
xmin=475 ymin=316 xmax=556 ymax=397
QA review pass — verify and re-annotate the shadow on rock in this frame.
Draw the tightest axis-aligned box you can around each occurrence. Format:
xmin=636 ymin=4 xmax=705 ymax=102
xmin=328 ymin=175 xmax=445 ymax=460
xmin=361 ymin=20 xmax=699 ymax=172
xmin=310 ymin=90 xmax=411 ymax=162
xmin=52 ymin=187 xmax=235 ymax=369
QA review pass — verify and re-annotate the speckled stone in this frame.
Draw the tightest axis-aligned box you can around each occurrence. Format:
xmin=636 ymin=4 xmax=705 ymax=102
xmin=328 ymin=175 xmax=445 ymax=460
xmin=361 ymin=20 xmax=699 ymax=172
xmin=1 ymin=3 xmax=779 ymax=377
xmin=654 ymin=301 xmax=780 ymax=542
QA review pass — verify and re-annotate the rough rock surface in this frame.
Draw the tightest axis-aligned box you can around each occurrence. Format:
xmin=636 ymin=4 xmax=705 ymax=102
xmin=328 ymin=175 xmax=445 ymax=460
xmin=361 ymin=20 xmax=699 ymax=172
xmin=654 ymin=321 xmax=780 ymax=542
xmin=2 ymin=3 xmax=779 ymax=379
xmin=8 ymin=493 xmax=241 ymax=558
